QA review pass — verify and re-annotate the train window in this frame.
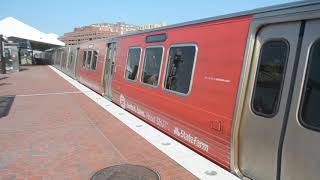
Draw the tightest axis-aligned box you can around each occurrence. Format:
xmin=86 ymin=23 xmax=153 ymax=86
xmin=252 ymin=40 xmax=289 ymax=117
xmin=300 ymin=40 xmax=320 ymax=131
xmin=164 ymin=45 xmax=197 ymax=95
xmin=125 ymin=48 xmax=141 ymax=81
xmin=82 ymin=51 xmax=87 ymax=67
xmin=86 ymin=51 xmax=92 ymax=69
xmin=91 ymin=51 xmax=98 ymax=70
xmin=141 ymin=47 xmax=163 ymax=86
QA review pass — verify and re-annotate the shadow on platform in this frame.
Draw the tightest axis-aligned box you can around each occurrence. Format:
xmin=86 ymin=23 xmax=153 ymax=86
xmin=19 ymin=67 xmax=29 ymax=72
xmin=0 ymin=77 xmax=9 ymax=81
xmin=0 ymin=96 xmax=15 ymax=118
xmin=0 ymin=83 xmax=11 ymax=87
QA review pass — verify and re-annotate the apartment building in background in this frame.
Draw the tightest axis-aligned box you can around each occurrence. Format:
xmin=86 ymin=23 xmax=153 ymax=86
xmin=59 ymin=22 xmax=166 ymax=46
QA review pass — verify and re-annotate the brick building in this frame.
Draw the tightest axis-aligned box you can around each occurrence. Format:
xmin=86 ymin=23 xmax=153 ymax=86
xmin=58 ymin=26 xmax=118 ymax=46
xmin=59 ymin=22 xmax=166 ymax=46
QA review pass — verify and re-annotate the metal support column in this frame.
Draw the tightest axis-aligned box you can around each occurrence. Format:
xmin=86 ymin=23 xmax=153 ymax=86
xmin=0 ymin=35 xmax=6 ymax=74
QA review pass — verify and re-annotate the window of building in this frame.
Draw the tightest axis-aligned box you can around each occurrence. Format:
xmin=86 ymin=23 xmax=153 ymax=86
xmin=82 ymin=51 xmax=87 ymax=67
xmin=91 ymin=51 xmax=98 ymax=70
xmin=125 ymin=48 xmax=141 ymax=81
xmin=300 ymin=40 xmax=320 ymax=131
xmin=86 ymin=51 xmax=92 ymax=68
xmin=141 ymin=47 xmax=163 ymax=86
xmin=164 ymin=45 xmax=197 ymax=95
xmin=252 ymin=40 xmax=289 ymax=117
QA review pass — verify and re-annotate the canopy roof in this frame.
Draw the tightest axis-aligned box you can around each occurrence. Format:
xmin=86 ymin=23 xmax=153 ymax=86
xmin=0 ymin=17 xmax=64 ymax=50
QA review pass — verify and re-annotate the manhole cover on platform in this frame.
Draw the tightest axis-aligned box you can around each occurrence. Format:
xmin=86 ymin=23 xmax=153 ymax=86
xmin=90 ymin=164 xmax=160 ymax=180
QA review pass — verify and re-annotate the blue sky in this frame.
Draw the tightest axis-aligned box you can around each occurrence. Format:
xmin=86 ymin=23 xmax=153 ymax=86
xmin=1 ymin=0 xmax=298 ymax=36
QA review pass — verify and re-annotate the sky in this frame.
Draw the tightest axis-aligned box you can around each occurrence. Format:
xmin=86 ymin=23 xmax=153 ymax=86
xmin=0 ymin=0 xmax=299 ymax=36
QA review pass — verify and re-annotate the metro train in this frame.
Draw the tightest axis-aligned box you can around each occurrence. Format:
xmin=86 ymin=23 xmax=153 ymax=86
xmin=48 ymin=1 xmax=320 ymax=179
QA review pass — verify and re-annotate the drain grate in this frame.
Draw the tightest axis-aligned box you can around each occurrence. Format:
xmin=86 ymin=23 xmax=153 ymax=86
xmin=90 ymin=164 xmax=160 ymax=180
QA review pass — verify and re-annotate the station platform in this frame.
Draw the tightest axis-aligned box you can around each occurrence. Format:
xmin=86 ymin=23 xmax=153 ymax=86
xmin=0 ymin=66 xmax=239 ymax=180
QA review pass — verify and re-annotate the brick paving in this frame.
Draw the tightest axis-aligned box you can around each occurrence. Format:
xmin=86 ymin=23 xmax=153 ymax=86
xmin=0 ymin=66 xmax=197 ymax=180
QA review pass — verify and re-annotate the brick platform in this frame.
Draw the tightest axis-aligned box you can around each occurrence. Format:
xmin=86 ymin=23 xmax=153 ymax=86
xmin=0 ymin=66 xmax=197 ymax=180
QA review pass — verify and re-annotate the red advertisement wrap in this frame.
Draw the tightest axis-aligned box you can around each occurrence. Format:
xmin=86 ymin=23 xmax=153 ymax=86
xmin=111 ymin=15 xmax=252 ymax=169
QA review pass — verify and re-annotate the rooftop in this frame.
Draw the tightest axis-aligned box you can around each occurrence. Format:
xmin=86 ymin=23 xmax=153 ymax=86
xmin=0 ymin=17 xmax=65 ymax=47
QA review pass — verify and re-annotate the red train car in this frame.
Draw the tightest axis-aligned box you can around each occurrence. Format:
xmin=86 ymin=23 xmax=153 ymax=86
xmin=55 ymin=1 xmax=320 ymax=179
xmin=111 ymin=15 xmax=251 ymax=169
xmin=107 ymin=2 xmax=320 ymax=180
xmin=76 ymin=40 xmax=106 ymax=94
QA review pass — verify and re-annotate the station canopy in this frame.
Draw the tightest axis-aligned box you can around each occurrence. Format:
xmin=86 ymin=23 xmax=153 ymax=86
xmin=0 ymin=17 xmax=64 ymax=51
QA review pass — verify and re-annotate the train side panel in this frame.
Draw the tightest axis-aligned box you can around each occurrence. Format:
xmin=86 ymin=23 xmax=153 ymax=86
xmin=111 ymin=15 xmax=252 ymax=168
xmin=75 ymin=40 xmax=106 ymax=94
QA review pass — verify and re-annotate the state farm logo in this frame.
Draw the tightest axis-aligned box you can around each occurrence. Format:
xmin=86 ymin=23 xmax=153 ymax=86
xmin=173 ymin=127 xmax=209 ymax=152
xmin=119 ymin=94 xmax=126 ymax=109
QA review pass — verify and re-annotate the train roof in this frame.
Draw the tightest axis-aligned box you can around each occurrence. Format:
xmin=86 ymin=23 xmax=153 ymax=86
xmin=111 ymin=0 xmax=319 ymax=40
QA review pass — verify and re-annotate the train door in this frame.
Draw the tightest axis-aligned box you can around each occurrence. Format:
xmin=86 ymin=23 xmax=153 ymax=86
xmin=280 ymin=19 xmax=320 ymax=180
xmin=73 ymin=47 xmax=80 ymax=78
xmin=55 ymin=50 xmax=60 ymax=67
xmin=53 ymin=50 xmax=59 ymax=66
xmin=238 ymin=22 xmax=301 ymax=180
xmin=62 ymin=47 xmax=70 ymax=71
xmin=103 ymin=42 xmax=117 ymax=99
xmin=66 ymin=48 xmax=74 ymax=76
xmin=59 ymin=49 xmax=64 ymax=69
